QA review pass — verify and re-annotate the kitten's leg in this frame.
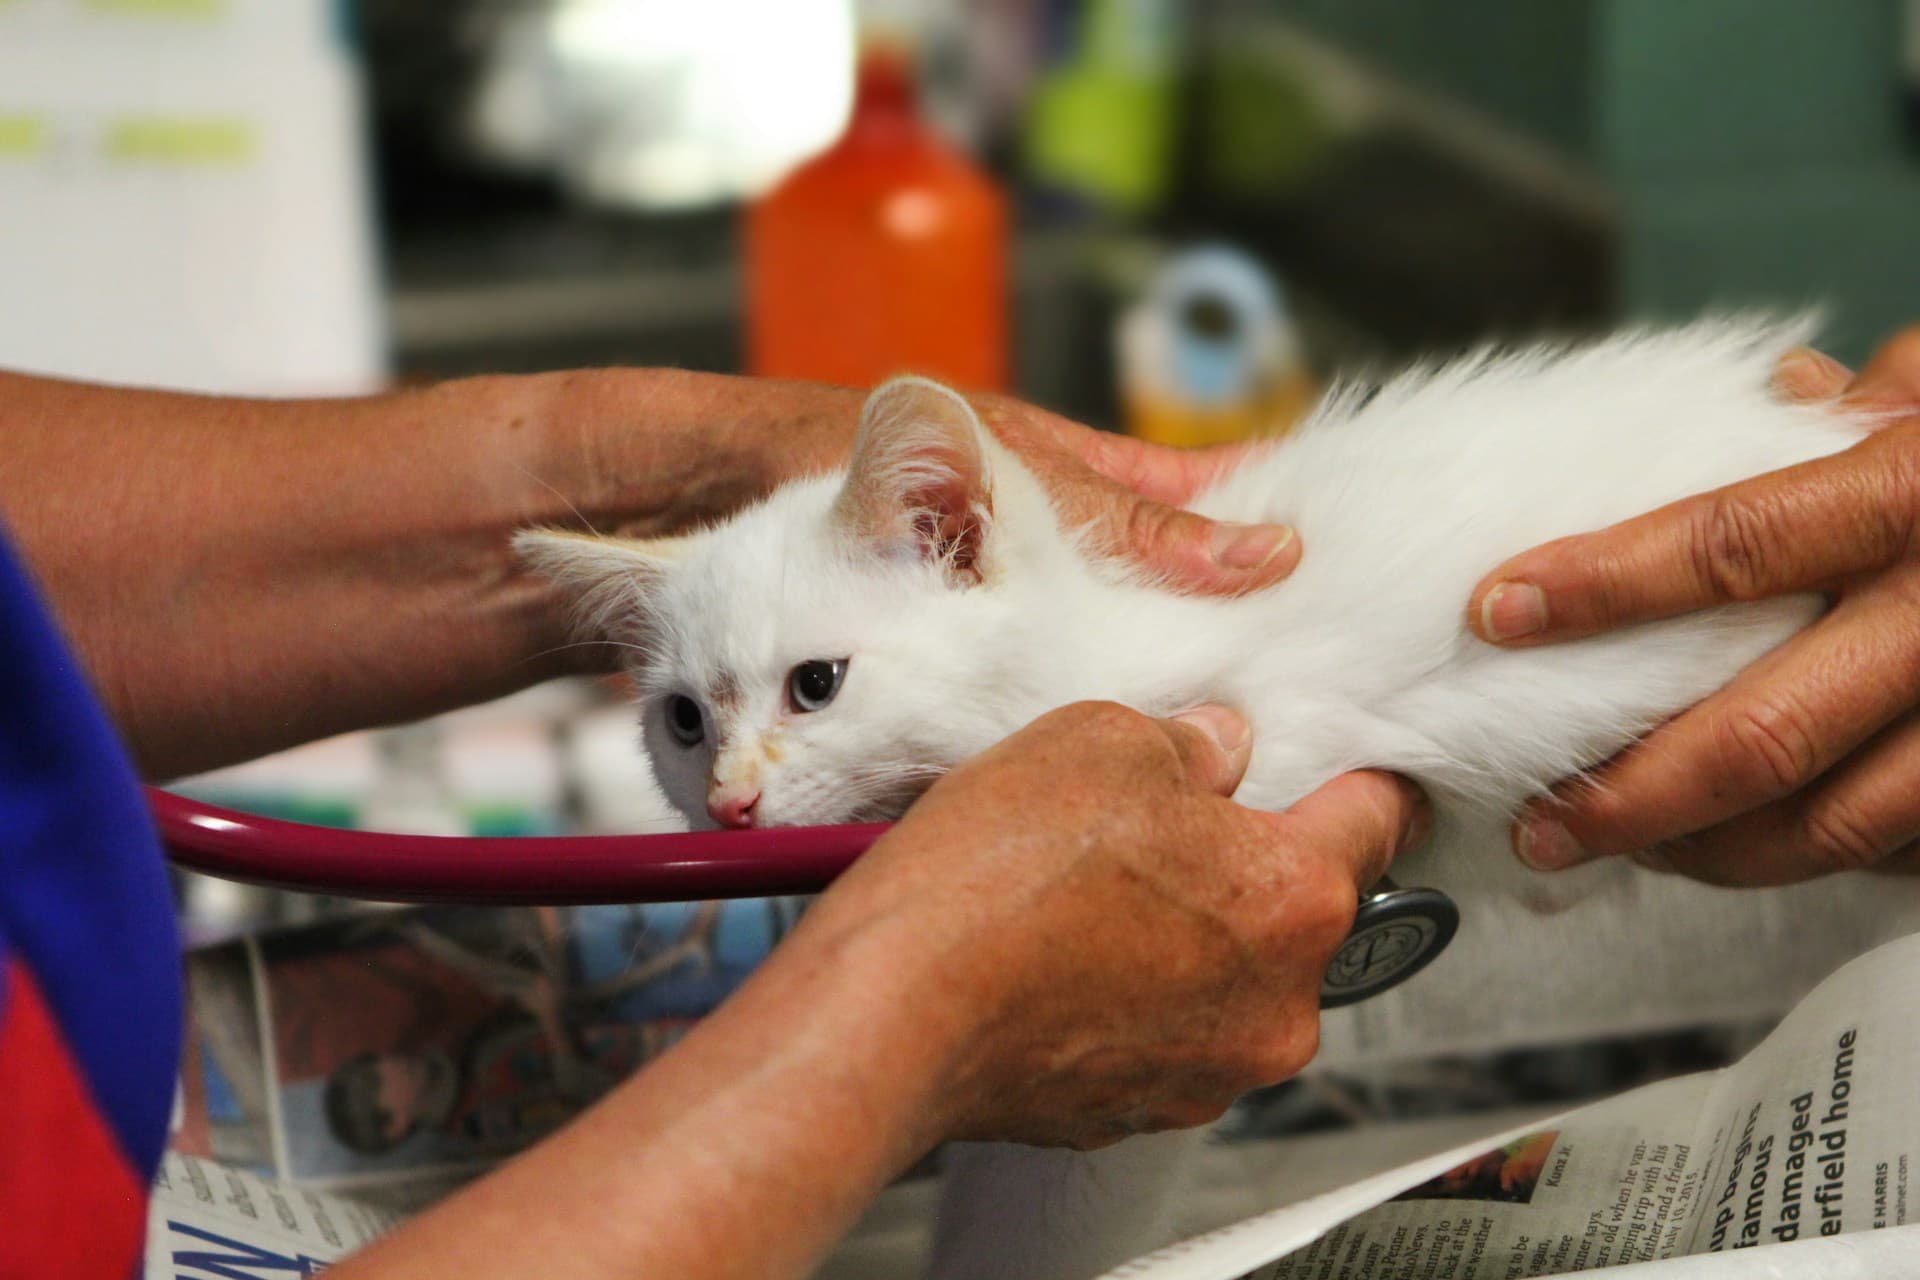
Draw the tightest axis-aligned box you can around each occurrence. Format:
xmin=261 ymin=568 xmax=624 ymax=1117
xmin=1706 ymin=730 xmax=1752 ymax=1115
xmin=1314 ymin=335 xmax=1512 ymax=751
xmin=928 ymin=1129 xmax=1205 ymax=1280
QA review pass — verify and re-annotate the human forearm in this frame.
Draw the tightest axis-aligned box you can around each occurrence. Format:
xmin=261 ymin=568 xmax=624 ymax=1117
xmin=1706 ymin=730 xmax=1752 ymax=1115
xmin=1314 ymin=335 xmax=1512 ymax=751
xmin=1 ymin=356 xmax=1301 ymax=780
xmin=331 ymin=899 xmax=965 ymax=1280
xmin=0 ymin=367 xmax=858 ymax=777
xmin=329 ymin=706 xmax=1423 ymax=1279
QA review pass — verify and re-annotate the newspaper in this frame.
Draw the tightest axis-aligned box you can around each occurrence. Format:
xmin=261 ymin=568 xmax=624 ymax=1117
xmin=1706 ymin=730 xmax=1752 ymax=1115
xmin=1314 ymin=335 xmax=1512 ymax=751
xmin=155 ymin=881 xmax=1920 ymax=1278
xmin=1317 ymin=867 xmax=1920 ymax=1070
xmin=146 ymin=1152 xmax=396 ymax=1278
xmin=171 ymin=897 xmax=803 ymax=1203
xmin=1107 ymin=928 xmax=1920 ymax=1279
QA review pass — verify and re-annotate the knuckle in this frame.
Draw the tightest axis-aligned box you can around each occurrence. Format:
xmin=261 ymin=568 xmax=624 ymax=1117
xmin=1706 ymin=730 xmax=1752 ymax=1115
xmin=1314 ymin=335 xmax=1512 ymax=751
xmin=1588 ymin=569 xmax=1649 ymax=634
xmin=1799 ymin=797 xmax=1890 ymax=874
xmin=1073 ymin=423 xmax=1129 ymax=477
xmin=1053 ymin=699 xmax=1134 ymax=736
xmin=1253 ymin=1018 xmax=1320 ymax=1085
xmin=1289 ymin=872 xmax=1360 ymax=957
xmin=1882 ymin=436 xmax=1920 ymax=536
xmin=1055 ymin=701 xmax=1175 ymax=772
xmin=1696 ymin=494 xmax=1779 ymax=602
xmin=1078 ymin=699 xmax=1153 ymax=744
xmin=1124 ymin=498 xmax=1188 ymax=559
xmin=1715 ymin=697 xmax=1824 ymax=799
xmin=1555 ymin=777 xmax=1631 ymax=841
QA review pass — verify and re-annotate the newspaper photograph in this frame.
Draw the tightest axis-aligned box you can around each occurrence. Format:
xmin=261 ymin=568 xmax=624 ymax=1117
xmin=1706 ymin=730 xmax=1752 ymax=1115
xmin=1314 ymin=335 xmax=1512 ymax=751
xmin=171 ymin=898 xmax=803 ymax=1195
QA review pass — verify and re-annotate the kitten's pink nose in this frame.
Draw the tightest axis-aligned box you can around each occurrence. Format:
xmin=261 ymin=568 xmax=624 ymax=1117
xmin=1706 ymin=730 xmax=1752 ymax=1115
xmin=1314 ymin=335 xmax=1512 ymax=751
xmin=707 ymin=789 xmax=761 ymax=829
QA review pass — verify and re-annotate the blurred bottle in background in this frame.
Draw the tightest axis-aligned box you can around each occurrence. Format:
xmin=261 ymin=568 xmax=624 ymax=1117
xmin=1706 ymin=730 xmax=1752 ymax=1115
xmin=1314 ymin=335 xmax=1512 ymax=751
xmin=1116 ymin=245 xmax=1316 ymax=447
xmin=1023 ymin=0 xmax=1182 ymax=218
xmin=747 ymin=0 xmax=1008 ymax=391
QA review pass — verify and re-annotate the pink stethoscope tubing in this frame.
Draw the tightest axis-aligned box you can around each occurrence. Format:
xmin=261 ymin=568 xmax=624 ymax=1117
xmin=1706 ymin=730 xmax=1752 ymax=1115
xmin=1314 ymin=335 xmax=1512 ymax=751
xmin=149 ymin=788 xmax=888 ymax=904
xmin=151 ymin=790 xmax=1460 ymax=1007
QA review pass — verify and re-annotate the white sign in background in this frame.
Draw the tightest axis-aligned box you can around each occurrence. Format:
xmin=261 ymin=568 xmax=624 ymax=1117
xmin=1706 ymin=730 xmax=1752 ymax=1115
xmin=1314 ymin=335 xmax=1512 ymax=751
xmin=0 ymin=0 xmax=385 ymax=395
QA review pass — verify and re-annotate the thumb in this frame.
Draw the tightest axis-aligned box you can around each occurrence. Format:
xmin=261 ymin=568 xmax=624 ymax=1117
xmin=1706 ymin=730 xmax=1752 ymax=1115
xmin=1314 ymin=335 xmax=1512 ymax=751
xmin=1277 ymin=771 xmax=1432 ymax=892
xmin=1166 ymin=705 xmax=1254 ymax=796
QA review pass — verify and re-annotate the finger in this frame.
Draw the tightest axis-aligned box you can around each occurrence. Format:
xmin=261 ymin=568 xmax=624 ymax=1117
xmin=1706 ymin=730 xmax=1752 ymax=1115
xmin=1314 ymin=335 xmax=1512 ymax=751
xmin=1271 ymin=771 xmax=1431 ymax=892
xmin=1843 ymin=327 xmax=1920 ymax=413
xmin=1772 ymin=347 xmax=1853 ymax=401
xmin=1042 ymin=463 xmax=1299 ymax=593
xmin=1125 ymin=497 xmax=1301 ymax=593
xmin=979 ymin=401 xmax=1300 ymax=595
xmin=1067 ymin=427 xmax=1256 ymax=506
xmin=1042 ymin=452 xmax=1300 ymax=593
xmin=1165 ymin=705 xmax=1254 ymax=796
xmin=979 ymin=392 xmax=1253 ymax=505
xmin=1469 ymin=429 xmax=1914 ymax=645
xmin=1636 ymin=708 xmax=1920 ymax=885
xmin=1512 ymin=578 xmax=1920 ymax=868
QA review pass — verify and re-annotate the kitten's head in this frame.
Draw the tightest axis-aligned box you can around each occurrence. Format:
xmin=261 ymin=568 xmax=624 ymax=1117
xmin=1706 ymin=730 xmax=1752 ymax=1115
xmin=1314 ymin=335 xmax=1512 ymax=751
xmin=519 ymin=378 xmax=1051 ymax=830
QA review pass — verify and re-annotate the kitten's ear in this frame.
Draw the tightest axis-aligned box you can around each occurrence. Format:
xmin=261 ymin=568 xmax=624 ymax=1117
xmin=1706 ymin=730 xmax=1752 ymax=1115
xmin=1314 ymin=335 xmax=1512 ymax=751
xmin=832 ymin=376 xmax=994 ymax=583
xmin=513 ymin=529 xmax=685 ymax=642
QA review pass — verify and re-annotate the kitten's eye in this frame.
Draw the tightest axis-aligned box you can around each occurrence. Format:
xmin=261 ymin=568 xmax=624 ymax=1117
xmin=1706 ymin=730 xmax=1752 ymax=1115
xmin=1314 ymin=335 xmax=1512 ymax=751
xmin=787 ymin=659 xmax=848 ymax=713
xmin=665 ymin=694 xmax=706 ymax=747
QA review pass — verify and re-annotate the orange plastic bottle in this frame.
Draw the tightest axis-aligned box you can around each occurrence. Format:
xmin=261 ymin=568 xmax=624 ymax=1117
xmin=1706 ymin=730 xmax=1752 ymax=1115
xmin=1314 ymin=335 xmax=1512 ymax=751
xmin=747 ymin=43 xmax=1008 ymax=393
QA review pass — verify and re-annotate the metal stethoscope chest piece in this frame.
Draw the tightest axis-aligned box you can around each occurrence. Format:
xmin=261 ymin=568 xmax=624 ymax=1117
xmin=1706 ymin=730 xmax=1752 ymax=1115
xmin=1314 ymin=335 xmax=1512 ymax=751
xmin=1319 ymin=877 xmax=1460 ymax=1009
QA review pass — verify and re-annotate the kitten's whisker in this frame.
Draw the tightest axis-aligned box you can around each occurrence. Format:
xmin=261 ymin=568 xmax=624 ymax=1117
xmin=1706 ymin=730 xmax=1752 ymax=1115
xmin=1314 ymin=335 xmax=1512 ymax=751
xmin=517 ymin=638 xmax=659 ymax=670
xmin=510 ymin=460 xmax=605 ymax=538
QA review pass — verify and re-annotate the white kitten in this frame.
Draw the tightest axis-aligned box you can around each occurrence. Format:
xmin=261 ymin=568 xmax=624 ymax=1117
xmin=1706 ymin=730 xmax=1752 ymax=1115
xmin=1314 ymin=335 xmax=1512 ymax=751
xmin=519 ymin=318 xmax=1868 ymax=1278
xmin=519 ymin=318 xmax=1860 ymax=879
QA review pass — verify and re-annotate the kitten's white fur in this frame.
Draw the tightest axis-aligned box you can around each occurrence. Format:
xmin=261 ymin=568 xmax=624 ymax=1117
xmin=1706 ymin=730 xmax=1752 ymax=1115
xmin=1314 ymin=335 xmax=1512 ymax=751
xmin=519 ymin=318 xmax=1868 ymax=1278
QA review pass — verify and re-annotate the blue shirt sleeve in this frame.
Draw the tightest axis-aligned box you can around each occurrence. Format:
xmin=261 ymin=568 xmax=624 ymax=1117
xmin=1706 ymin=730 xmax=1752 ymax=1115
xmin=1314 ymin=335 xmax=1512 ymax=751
xmin=0 ymin=521 xmax=181 ymax=1187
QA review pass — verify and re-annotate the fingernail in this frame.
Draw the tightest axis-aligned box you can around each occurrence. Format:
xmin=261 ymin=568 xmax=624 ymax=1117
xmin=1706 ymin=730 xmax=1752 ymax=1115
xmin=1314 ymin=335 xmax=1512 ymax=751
xmin=1173 ymin=704 xmax=1252 ymax=756
xmin=1632 ymin=847 xmax=1674 ymax=874
xmin=1481 ymin=582 xmax=1548 ymax=642
xmin=1209 ymin=523 xmax=1294 ymax=572
xmin=1514 ymin=815 xmax=1588 ymax=871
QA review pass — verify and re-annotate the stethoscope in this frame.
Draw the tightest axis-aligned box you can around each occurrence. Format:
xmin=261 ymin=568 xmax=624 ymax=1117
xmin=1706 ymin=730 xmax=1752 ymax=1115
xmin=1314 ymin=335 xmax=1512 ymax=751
xmin=151 ymin=789 xmax=1457 ymax=1007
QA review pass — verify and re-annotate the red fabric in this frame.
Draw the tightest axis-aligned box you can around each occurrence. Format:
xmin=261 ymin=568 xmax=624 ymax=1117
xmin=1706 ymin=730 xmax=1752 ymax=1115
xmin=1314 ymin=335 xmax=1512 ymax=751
xmin=0 ymin=957 xmax=146 ymax=1278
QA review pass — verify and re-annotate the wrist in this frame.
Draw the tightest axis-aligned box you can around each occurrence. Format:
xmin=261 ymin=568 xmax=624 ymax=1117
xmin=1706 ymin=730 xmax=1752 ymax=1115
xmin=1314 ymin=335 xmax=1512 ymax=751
xmin=768 ymin=851 xmax=1020 ymax=1152
xmin=367 ymin=372 xmax=596 ymax=685
xmin=338 ymin=883 xmax=982 ymax=1280
xmin=504 ymin=367 xmax=863 ymax=676
xmin=527 ymin=367 xmax=863 ymax=540
xmin=760 ymin=904 xmax=983 ymax=1158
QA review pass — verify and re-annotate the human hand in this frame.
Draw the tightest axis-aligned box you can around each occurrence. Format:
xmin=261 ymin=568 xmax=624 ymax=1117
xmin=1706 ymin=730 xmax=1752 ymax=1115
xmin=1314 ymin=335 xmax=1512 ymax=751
xmin=557 ymin=372 xmax=1298 ymax=602
xmin=1467 ymin=330 xmax=1920 ymax=884
xmin=797 ymin=702 xmax=1427 ymax=1151
xmin=971 ymin=394 xmax=1300 ymax=594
